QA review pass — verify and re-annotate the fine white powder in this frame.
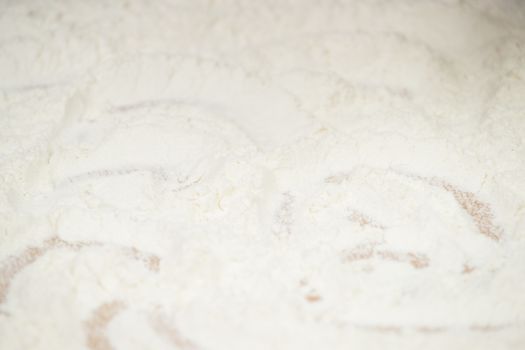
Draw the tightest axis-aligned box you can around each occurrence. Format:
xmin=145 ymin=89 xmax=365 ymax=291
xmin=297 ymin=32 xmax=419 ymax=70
xmin=1 ymin=1 xmax=525 ymax=349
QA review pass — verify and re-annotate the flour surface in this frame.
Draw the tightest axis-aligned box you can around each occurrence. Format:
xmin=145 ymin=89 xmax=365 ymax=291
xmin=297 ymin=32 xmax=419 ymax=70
xmin=1 ymin=1 xmax=525 ymax=349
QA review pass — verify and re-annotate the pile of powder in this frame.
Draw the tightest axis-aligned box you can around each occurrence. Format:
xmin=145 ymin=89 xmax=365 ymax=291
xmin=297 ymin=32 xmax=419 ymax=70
xmin=1 ymin=1 xmax=525 ymax=349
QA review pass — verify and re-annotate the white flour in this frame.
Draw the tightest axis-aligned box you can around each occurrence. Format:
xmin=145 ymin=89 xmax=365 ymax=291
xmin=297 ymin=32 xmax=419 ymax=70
xmin=1 ymin=1 xmax=525 ymax=349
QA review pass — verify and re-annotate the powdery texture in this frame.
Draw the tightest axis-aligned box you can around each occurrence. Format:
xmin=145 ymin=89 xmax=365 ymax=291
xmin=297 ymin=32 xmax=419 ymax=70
xmin=1 ymin=1 xmax=525 ymax=349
